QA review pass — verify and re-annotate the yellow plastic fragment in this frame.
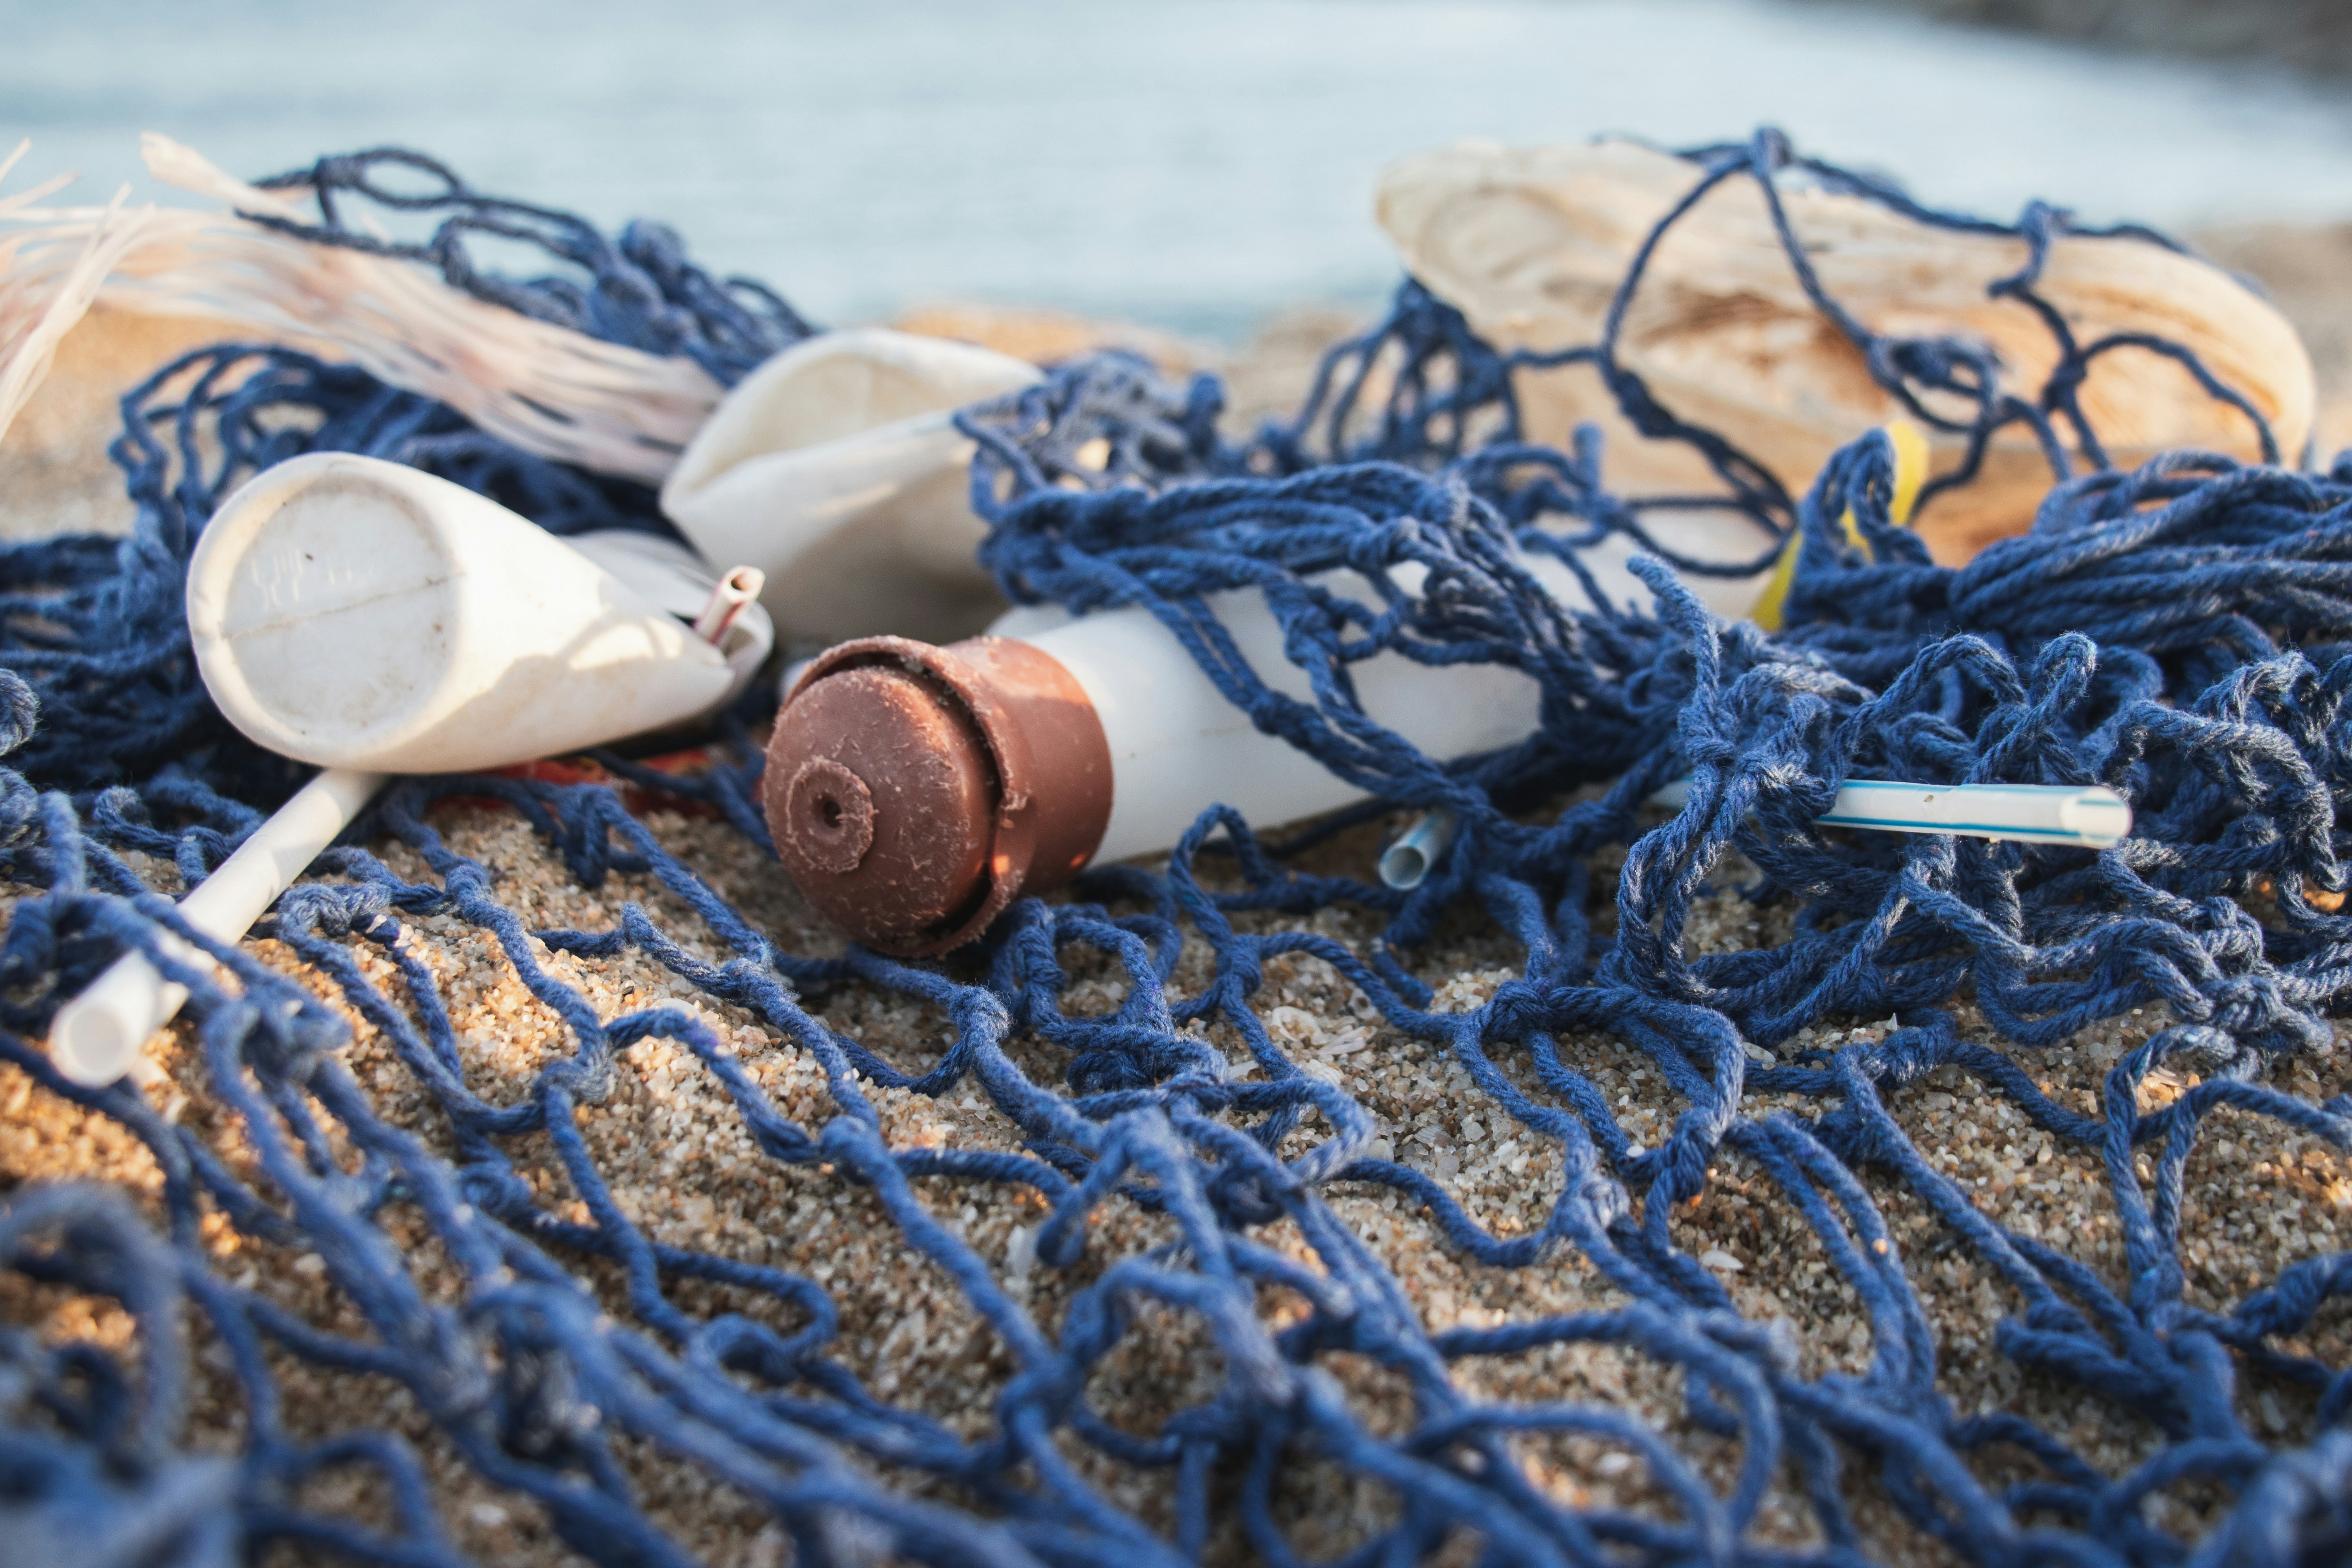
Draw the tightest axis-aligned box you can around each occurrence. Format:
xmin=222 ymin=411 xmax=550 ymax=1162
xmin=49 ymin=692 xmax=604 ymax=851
xmin=1750 ymin=419 xmax=1929 ymax=630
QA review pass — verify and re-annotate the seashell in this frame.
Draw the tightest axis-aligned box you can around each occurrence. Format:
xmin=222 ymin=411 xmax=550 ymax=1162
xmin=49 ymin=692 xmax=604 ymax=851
xmin=1377 ymin=138 xmax=2316 ymax=566
xmin=660 ymin=326 xmax=1040 ymax=643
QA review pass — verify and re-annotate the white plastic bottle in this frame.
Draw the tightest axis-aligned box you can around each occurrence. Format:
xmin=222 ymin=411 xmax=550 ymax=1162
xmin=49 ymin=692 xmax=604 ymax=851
xmin=764 ymin=545 xmax=1614 ymax=953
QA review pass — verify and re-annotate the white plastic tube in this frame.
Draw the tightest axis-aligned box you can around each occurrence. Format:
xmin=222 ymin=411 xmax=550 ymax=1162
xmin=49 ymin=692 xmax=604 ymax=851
xmin=984 ymin=554 xmax=2135 ymax=865
xmin=561 ymin=528 xmax=773 ymax=698
xmin=1380 ymin=809 xmax=1460 ymax=889
xmin=49 ymin=766 xmax=384 ymax=1086
xmin=1817 ymin=780 xmax=2132 ymax=848
xmin=989 ymin=552 xmax=1602 ymax=862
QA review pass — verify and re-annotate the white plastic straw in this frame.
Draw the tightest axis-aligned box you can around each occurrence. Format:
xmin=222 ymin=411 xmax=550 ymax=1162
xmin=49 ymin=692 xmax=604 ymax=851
xmin=691 ymin=566 xmax=766 ymax=644
xmin=1647 ymin=776 xmax=2131 ymax=850
xmin=48 ymin=767 xmax=385 ymax=1086
xmin=1818 ymin=780 xmax=2131 ymax=848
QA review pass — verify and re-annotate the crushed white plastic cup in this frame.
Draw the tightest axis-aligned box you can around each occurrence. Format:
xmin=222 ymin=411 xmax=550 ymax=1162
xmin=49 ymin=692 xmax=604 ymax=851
xmin=660 ymin=326 xmax=1041 ymax=643
xmin=187 ymin=453 xmax=741 ymax=774
xmin=54 ymin=453 xmax=763 ymax=1085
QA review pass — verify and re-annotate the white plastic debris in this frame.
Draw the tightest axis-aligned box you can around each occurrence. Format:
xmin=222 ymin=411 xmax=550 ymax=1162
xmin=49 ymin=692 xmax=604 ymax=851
xmin=187 ymin=453 xmax=741 ymax=773
xmin=1817 ymin=779 xmax=2131 ymax=850
xmin=660 ymin=326 xmax=1041 ymax=642
xmin=1650 ymin=776 xmax=2133 ymax=850
xmin=978 ymin=552 xmax=2132 ymax=876
xmin=563 ymin=528 xmax=774 ymax=702
xmin=49 ymin=454 xmax=766 ymax=1085
xmin=1379 ymin=808 xmax=1460 ymax=890
xmin=986 ymin=550 xmax=1597 ymax=864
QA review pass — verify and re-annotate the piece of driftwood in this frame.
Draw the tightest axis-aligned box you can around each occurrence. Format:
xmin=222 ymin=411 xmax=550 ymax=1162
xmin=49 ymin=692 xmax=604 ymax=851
xmin=1378 ymin=138 xmax=2317 ymax=563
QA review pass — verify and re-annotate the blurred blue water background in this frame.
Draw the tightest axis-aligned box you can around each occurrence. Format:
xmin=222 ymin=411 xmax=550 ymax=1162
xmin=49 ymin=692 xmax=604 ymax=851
xmin=8 ymin=0 xmax=2352 ymax=339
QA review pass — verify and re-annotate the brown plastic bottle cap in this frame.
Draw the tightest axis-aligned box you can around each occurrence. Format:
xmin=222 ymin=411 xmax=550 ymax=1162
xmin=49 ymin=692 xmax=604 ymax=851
xmin=765 ymin=635 xmax=1113 ymax=955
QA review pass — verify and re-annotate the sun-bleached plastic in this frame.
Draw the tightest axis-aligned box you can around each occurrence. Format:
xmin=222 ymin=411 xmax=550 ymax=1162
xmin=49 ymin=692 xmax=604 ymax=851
xmin=187 ymin=453 xmax=741 ymax=773
xmin=1817 ymin=780 xmax=2132 ymax=848
xmin=48 ymin=766 xmax=384 ymax=1086
xmin=987 ymin=560 xmax=2138 ymax=866
xmin=660 ymin=326 xmax=1041 ymax=643
xmin=58 ymin=457 xmax=763 ymax=1083
xmin=988 ymin=551 xmax=1603 ymax=863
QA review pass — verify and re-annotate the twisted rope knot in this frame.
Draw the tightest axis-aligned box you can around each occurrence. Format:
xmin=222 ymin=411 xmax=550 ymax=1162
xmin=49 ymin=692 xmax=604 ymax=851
xmin=456 ymin=1163 xmax=543 ymax=1226
xmin=2197 ymin=972 xmax=2304 ymax=1043
xmin=1480 ymin=978 xmax=1551 ymax=1042
xmin=221 ymin=992 xmax=348 ymax=1083
xmin=0 ymin=672 xmax=38 ymax=758
xmin=1567 ymin=1167 xmax=1632 ymax=1232
xmin=1649 ymin=1126 xmax=1723 ymax=1210
xmin=1207 ymin=1163 xmax=1288 ymax=1229
xmin=271 ymin=880 xmax=388 ymax=940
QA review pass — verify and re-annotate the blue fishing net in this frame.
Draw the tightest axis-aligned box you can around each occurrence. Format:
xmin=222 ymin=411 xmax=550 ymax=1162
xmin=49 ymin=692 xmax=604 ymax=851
xmin=4 ymin=128 xmax=2351 ymax=1566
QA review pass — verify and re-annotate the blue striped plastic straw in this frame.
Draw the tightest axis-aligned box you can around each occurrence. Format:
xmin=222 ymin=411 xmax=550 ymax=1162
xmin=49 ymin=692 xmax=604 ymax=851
xmin=1647 ymin=778 xmax=2132 ymax=850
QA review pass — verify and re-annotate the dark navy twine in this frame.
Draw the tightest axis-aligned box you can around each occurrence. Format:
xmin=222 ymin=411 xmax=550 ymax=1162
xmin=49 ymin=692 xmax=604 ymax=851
xmin=5 ymin=128 xmax=2351 ymax=1566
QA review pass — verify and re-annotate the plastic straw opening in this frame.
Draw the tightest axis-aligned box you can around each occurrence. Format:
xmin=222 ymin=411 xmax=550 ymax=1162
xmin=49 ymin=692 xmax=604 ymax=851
xmin=1379 ymin=809 xmax=1458 ymax=890
xmin=693 ymin=564 xmax=766 ymax=644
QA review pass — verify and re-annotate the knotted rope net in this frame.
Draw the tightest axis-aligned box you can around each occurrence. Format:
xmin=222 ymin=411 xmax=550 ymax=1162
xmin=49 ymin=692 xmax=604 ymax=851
xmin=4 ymin=129 xmax=2350 ymax=1566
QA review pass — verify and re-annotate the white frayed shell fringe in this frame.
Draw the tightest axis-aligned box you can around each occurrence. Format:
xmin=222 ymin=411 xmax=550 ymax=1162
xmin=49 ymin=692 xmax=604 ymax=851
xmin=0 ymin=134 xmax=717 ymax=482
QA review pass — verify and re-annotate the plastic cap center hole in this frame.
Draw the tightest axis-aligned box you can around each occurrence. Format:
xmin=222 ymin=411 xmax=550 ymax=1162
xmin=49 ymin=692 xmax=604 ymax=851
xmin=782 ymin=755 xmax=876 ymax=875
